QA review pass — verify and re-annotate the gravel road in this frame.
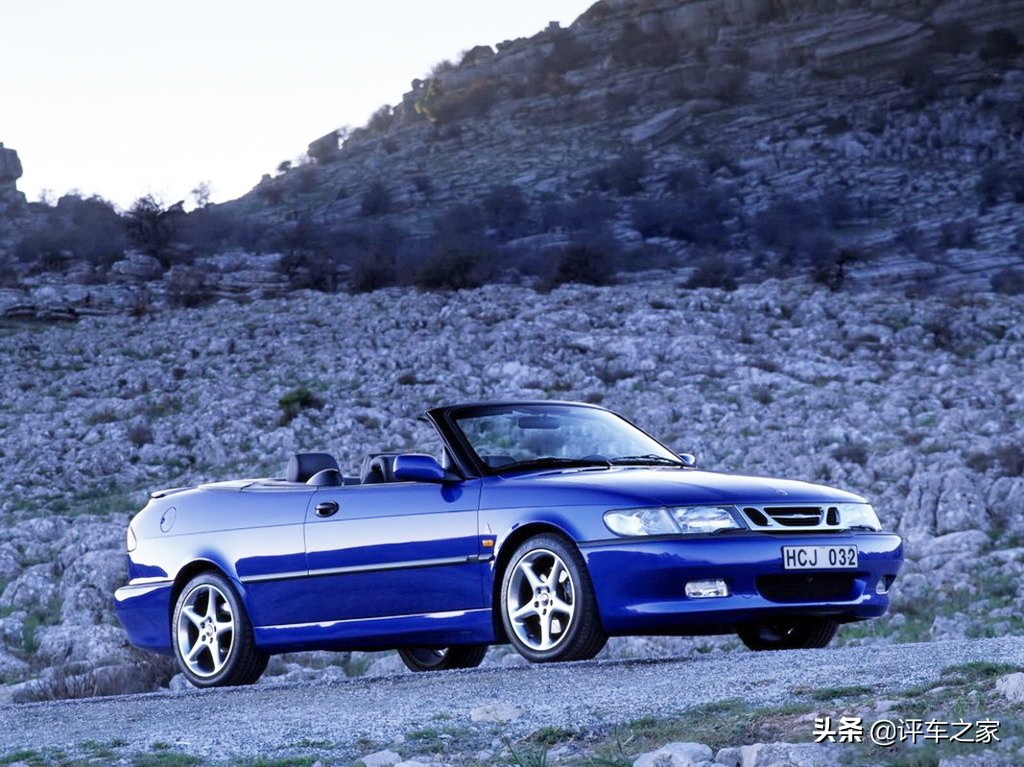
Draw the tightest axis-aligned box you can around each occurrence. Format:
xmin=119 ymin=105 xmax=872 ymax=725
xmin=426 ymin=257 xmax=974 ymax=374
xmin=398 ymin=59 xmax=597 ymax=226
xmin=3 ymin=637 xmax=1023 ymax=762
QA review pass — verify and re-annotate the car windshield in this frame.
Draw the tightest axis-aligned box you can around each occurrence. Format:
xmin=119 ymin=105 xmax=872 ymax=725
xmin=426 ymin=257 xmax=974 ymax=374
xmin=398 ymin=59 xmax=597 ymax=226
xmin=451 ymin=404 xmax=682 ymax=473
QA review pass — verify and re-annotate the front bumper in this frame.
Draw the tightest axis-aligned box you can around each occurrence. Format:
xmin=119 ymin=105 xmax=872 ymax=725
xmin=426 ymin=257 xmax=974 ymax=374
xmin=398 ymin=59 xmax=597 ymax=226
xmin=581 ymin=531 xmax=903 ymax=635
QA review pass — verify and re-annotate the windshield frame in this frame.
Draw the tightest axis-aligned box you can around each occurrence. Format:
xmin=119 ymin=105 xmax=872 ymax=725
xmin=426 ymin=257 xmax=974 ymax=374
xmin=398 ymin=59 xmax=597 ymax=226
xmin=432 ymin=401 xmax=682 ymax=477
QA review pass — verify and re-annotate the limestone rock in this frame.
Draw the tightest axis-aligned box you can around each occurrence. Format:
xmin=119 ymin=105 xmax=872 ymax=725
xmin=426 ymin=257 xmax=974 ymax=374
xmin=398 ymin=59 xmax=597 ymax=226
xmin=361 ymin=750 xmax=402 ymax=767
xmin=470 ymin=702 xmax=524 ymax=722
xmin=633 ymin=742 xmax=714 ymax=767
xmin=737 ymin=742 xmax=839 ymax=767
xmin=995 ymin=672 xmax=1024 ymax=704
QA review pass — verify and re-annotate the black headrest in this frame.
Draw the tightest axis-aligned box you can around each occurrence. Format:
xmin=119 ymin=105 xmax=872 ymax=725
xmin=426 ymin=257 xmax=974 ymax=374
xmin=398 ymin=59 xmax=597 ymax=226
xmin=359 ymin=452 xmax=400 ymax=484
xmin=306 ymin=468 xmax=343 ymax=487
xmin=286 ymin=452 xmax=339 ymax=483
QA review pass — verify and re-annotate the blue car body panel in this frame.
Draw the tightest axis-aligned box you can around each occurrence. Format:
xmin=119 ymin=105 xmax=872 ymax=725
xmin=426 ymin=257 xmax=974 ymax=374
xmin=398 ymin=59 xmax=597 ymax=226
xmin=114 ymin=402 xmax=904 ymax=658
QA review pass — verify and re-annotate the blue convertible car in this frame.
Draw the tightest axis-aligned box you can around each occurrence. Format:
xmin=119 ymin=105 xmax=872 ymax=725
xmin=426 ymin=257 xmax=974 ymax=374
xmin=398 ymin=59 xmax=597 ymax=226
xmin=114 ymin=401 xmax=903 ymax=687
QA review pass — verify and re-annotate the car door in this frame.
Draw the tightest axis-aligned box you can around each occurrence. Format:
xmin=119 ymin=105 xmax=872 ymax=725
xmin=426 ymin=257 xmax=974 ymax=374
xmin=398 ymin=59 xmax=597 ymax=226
xmin=302 ymin=479 xmax=484 ymax=623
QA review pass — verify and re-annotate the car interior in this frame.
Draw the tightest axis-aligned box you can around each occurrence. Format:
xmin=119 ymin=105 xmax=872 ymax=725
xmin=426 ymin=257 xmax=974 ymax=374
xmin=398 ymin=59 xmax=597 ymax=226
xmin=281 ymin=450 xmax=450 ymax=487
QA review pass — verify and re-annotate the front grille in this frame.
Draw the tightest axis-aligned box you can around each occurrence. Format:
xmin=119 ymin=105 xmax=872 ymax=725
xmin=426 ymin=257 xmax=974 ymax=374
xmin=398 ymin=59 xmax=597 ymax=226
xmin=757 ymin=573 xmax=859 ymax=603
xmin=747 ymin=506 xmax=823 ymax=527
xmin=741 ymin=505 xmax=847 ymax=531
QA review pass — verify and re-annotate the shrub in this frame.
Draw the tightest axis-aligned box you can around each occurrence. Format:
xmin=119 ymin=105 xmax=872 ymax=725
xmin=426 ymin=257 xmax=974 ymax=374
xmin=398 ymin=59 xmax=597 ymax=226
xmin=589 ymin=150 xmax=647 ymax=195
xmin=551 ymin=237 xmax=618 ymax=287
xmin=415 ymin=233 xmax=495 ymax=290
xmin=976 ymin=165 xmax=1024 ymax=206
xmin=833 ymin=442 xmax=869 ymax=467
xmin=410 ymin=174 xmax=433 ymax=197
xmin=15 ymin=194 xmax=126 ymax=269
xmin=127 ymin=422 xmax=154 ymax=448
xmin=685 ymin=254 xmax=739 ymax=291
xmin=124 ymin=195 xmax=185 ymax=266
xmin=991 ymin=268 xmax=1024 ymax=295
xmin=367 ymin=104 xmax=394 ymax=133
xmin=482 ymin=184 xmax=529 ymax=237
xmin=275 ymin=217 xmax=341 ymax=292
xmin=706 ymin=65 xmax=748 ymax=103
xmin=431 ymin=79 xmax=499 ymax=123
xmin=541 ymin=196 xmax=617 ymax=232
xmin=811 ymin=246 xmax=860 ymax=292
xmin=349 ymin=257 xmax=396 ymax=293
xmin=754 ymin=195 xmax=840 ymax=266
xmin=980 ymin=28 xmax=1021 ymax=62
xmin=932 ymin=21 xmax=973 ymax=55
xmin=278 ymin=385 xmax=324 ymax=426
xmin=294 ymin=163 xmax=320 ymax=194
xmin=360 ymin=181 xmax=392 ymax=217
xmin=632 ymin=187 xmax=733 ymax=246
xmin=610 ymin=21 xmax=680 ymax=68
xmin=434 ymin=203 xmax=486 ymax=238
xmin=939 ymin=219 xmax=977 ymax=249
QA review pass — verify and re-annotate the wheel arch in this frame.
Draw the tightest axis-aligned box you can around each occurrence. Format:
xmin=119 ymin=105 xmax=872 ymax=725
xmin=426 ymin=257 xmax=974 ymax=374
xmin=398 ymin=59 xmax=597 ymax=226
xmin=169 ymin=559 xmax=235 ymax=625
xmin=490 ymin=521 xmax=580 ymax=643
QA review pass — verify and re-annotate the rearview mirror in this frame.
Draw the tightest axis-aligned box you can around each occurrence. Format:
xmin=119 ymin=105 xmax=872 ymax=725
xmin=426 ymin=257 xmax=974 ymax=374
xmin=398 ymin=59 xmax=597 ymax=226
xmin=518 ymin=416 xmax=560 ymax=430
xmin=393 ymin=454 xmax=459 ymax=483
xmin=678 ymin=453 xmax=697 ymax=468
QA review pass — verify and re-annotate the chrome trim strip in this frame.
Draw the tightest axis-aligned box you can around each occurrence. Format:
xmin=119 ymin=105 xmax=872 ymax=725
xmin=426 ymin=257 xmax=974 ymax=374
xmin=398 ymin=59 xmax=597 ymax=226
xmin=257 ymin=607 xmax=492 ymax=631
xmin=742 ymin=504 xmax=838 ymax=532
xmin=240 ymin=555 xmax=480 ymax=584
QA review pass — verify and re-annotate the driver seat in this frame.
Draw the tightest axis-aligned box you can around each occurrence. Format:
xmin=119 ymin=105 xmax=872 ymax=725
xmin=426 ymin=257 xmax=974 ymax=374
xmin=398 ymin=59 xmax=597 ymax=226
xmin=359 ymin=452 xmax=400 ymax=485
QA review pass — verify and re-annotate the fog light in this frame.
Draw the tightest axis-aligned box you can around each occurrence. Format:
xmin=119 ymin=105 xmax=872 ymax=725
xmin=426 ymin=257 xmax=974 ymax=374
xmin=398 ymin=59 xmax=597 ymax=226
xmin=685 ymin=579 xmax=729 ymax=599
xmin=876 ymin=576 xmax=894 ymax=595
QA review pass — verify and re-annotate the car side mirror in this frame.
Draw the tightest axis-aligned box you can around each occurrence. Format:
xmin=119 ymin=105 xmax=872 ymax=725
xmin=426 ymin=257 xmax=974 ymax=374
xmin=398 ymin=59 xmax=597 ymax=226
xmin=393 ymin=454 xmax=460 ymax=483
xmin=677 ymin=453 xmax=697 ymax=468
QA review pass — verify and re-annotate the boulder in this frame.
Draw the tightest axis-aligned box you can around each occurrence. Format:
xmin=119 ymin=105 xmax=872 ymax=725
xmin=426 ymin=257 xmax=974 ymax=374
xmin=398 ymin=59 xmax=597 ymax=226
xmin=111 ymin=253 xmax=165 ymax=281
xmin=633 ymin=742 xmax=714 ymax=767
xmin=995 ymin=672 xmax=1024 ymax=704
xmin=737 ymin=742 xmax=840 ymax=767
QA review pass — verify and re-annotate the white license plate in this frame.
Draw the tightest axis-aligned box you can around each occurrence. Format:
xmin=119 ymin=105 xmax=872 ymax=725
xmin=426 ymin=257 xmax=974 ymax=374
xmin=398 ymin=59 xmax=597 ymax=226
xmin=782 ymin=545 xmax=858 ymax=570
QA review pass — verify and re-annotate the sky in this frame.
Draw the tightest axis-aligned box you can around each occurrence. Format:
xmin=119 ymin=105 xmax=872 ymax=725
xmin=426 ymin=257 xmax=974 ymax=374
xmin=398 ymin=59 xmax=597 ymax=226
xmin=1 ymin=1 xmax=595 ymax=210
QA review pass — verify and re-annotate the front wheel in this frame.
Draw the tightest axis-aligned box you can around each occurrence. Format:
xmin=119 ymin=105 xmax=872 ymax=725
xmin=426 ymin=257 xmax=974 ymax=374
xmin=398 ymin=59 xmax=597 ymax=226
xmin=737 ymin=617 xmax=838 ymax=651
xmin=500 ymin=534 xmax=607 ymax=663
xmin=172 ymin=571 xmax=268 ymax=687
xmin=397 ymin=645 xmax=488 ymax=672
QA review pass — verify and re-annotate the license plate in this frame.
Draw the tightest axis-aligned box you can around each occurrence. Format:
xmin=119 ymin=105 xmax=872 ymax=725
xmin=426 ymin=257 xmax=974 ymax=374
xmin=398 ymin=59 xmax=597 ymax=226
xmin=782 ymin=545 xmax=858 ymax=570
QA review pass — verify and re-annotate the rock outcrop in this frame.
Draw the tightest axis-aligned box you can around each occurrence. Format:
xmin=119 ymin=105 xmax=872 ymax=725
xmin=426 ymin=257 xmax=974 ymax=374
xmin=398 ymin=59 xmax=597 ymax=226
xmin=0 ymin=142 xmax=25 ymax=209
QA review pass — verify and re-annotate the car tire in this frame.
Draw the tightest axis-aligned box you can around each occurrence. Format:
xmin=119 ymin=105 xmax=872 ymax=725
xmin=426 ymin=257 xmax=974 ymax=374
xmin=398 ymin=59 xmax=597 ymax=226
xmin=500 ymin=534 xmax=607 ymax=663
xmin=737 ymin=617 xmax=839 ymax=651
xmin=397 ymin=645 xmax=488 ymax=672
xmin=172 ymin=571 xmax=268 ymax=688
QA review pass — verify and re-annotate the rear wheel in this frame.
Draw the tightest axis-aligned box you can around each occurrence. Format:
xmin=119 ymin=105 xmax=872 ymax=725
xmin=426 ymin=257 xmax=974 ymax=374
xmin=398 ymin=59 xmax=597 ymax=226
xmin=172 ymin=571 xmax=268 ymax=687
xmin=500 ymin=534 xmax=606 ymax=663
xmin=397 ymin=645 xmax=488 ymax=672
xmin=737 ymin=617 xmax=838 ymax=651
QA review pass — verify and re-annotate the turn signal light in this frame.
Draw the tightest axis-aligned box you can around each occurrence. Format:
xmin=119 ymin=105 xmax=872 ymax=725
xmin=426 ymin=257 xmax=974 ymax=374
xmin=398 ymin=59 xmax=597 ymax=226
xmin=127 ymin=525 xmax=137 ymax=553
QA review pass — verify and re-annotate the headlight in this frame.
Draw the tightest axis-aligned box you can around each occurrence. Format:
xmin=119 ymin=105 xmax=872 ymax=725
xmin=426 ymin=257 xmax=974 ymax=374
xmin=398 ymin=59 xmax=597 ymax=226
xmin=604 ymin=506 xmax=740 ymax=537
xmin=837 ymin=503 xmax=882 ymax=531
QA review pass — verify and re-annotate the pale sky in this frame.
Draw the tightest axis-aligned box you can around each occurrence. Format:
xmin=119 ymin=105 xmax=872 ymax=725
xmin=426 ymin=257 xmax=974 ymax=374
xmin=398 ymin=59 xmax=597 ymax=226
xmin=1 ymin=1 xmax=595 ymax=209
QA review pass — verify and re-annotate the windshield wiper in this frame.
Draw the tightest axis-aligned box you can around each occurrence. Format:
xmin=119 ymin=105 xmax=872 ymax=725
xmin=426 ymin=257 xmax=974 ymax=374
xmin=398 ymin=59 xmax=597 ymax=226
xmin=610 ymin=454 xmax=685 ymax=467
xmin=498 ymin=457 xmax=612 ymax=472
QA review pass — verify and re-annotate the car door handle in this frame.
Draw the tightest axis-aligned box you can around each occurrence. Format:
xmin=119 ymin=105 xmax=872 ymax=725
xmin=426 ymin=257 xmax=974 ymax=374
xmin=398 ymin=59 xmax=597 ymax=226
xmin=314 ymin=501 xmax=339 ymax=518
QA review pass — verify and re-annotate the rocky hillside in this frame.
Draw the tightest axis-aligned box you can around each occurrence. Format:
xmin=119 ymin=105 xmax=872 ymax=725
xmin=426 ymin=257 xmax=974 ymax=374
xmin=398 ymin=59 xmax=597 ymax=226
xmin=226 ymin=0 xmax=1024 ymax=293
xmin=3 ymin=0 xmax=1024 ymax=323
xmin=0 ymin=275 xmax=1022 ymax=700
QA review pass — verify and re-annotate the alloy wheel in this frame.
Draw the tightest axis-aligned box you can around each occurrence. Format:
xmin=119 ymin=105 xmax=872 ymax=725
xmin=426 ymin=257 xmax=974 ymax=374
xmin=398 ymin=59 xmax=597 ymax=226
xmin=505 ymin=548 xmax=576 ymax=652
xmin=175 ymin=583 xmax=235 ymax=678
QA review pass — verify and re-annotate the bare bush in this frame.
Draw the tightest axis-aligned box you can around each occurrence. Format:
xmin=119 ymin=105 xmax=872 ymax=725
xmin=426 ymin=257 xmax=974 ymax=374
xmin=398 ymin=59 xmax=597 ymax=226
xmin=589 ymin=150 xmax=647 ymax=196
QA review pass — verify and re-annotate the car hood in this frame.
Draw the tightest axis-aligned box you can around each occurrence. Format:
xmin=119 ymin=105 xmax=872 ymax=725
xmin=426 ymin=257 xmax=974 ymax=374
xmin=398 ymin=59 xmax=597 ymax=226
xmin=491 ymin=467 xmax=865 ymax=507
